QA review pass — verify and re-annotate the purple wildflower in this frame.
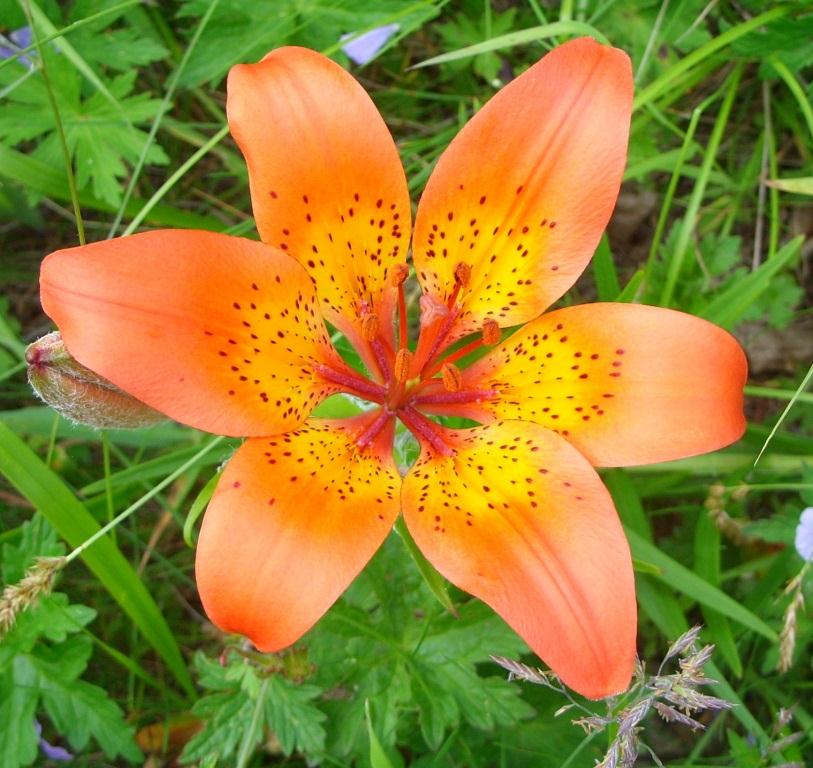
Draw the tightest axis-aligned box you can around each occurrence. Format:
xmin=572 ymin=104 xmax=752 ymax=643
xmin=341 ymin=23 xmax=400 ymax=65
xmin=795 ymin=507 xmax=813 ymax=561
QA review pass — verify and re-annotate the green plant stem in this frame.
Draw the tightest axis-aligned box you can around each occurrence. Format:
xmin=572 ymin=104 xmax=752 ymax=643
xmin=64 ymin=436 xmax=224 ymax=565
xmin=108 ymin=0 xmax=222 ymax=237
xmin=770 ymin=56 xmax=813 ymax=143
xmin=22 ymin=0 xmax=86 ymax=245
xmin=122 ymin=124 xmax=230 ymax=235
xmin=633 ymin=5 xmax=791 ymax=111
xmin=659 ymin=64 xmax=742 ymax=307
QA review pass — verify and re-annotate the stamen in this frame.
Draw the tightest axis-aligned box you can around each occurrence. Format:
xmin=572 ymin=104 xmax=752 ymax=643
xmin=454 ymin=261 xmax=471 ymax=287
xmin=390 ymin=263 xmax=409 ymax=286
xmin=398 ymin=406 xmax=454 ymax=457
xmin=445 ymin=261 xmax=470 ymax=310
xmin=440 ymin=362 xmax=462 ymax=393
xmin=394 ymin=348 xmax=412 ymax=383
xmin=482 ymin=318 xmax=501 ymax=345
xmin=361 ymin=313 xmax=379 ymax=342
xmin=356 ymin=409 xmax=393 ymax=449
xmin=420 ymin=318 xmax=502 ymax=381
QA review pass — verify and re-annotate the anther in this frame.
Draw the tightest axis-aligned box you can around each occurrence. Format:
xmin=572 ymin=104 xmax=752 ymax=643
xmin=394 ymin=348 xmax=413 ymax=383
xmin=441 ymin=362 xmax=462 ymax=393
xmin=361 ymin=313 xmax=379 ymax=342
xmin=390 ymin=263 xmax=409 ymax=286
xmin=482 ymin=318 xmax=501 ymax=345
xmin=454 ymin=261 xmax=471 ymax=286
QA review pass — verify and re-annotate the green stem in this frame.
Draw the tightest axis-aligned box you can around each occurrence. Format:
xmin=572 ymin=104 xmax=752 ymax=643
xmin=22 ymin=0 xmax=85 ymax=245
xmin=659 ymin=64 xmax=742 ymax=307
xmin=64 ymin=436 xmax=225 ymax=564
xmin=122 ymin=124 xmax=229 ymax=235
xmin=108 ymin=0 xmax=222 ymax=237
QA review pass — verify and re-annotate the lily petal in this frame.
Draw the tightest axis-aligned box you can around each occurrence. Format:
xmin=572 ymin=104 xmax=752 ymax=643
xmin=412 ymin=38 xmax=632 ymax=340
xmin=451 ymin=303 xmax=747 ymax=467
xmin=40 ymin=230 xmax=343 ymax=437
xmin=401 ymin=420 xmax=636 ymax=699
xmin=227 ymin=47 xmax=411 ymax=366
xmin=196 ymin=415 xmax=401 ymax=651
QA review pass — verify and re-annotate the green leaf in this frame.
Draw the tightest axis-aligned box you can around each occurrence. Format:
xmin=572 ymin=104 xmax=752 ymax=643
xmin=0 ymin=422 xmax=194 ymax=695
xmin=694 ymin=512 xmax=743 ymax=676
xmin=413 ymin=20 xmax=609 ymax=68
xmin=23 ymin=644 xmax=141 ymax=760
xmin=765 ymin=176 xmax=813 ymax=195
xmin=0 ymin=51 xmax=167 ymax=205
xmin=591 ymin=235 xmax=621 ymax=302
xmin=264 ymin=676 xmax=327 ymax=756
xmin=0 ymin=142 xmax=219 ymax=228
xmin=182 ymin=653 xmax=327 ymax=765
xmin=698 ymin=235 xmax=802 ymax=329
xmin=0 ymin=669 xmax=39 ymax=768
xmin=365 ymin=699 xmax=396 ymax=768
xmin=394 ymin=517 xmax=457 ymax=617
xmin=625 ymin=527 xmax=778 ymax=642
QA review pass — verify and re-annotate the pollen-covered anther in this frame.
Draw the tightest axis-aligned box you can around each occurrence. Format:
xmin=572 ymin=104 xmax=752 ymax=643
xmin=394 ymin=348 xmax=413 ymax=383
xmin=390 ymin=263 xmax=409 ymax=287
xmin=482 ymin=318 xmax=500 ymax=345
xmin=361 ymin=312 xmax=379 ymax=342
xmin=440 ymin=362 xmax=462 ymax=393
xmin=454 ymin=261 xmax=471 ymax=286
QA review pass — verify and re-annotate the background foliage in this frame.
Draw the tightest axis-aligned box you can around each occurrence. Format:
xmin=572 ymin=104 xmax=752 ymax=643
xmin=1 ymin=0 xmax=812 ymax=765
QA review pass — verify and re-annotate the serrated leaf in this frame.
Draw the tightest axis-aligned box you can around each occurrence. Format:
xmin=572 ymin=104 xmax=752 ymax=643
xmin=70 ymin=26 xmax=168 ymax=71
xmin=26 ymin=653 xmax=141 ymax=760
xmin=1 ymin=514 xmax=63 ymax=583
xmin=182 ymin=691 xmax=255 ymax=763
xmin=264 ymin=676 xmax=327 ymax=756
xmin=0 ymin=52 xmax=167 ymax=205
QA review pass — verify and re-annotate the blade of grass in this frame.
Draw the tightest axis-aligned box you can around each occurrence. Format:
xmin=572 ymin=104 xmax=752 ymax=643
xmin=641 ymin=106 xmax=701 ymax=298
xmin=183 ymin=471 xmax=220 ymax=547
xmin=122 ymin=124 xmax=230 ymax=235
xmin=0 ymin=143 xmax=222 ymax=229
xmin=659 ymin=64 xmax=742 ymax=307
xmin=769 ymin=56 xmax=813 ymax=143
xmin=411 ymin=21 xmax=608 ymax=68
xmin=753 ymin=360 xmax=813 ymax=468
xmin=394 ymin=517 xmax=457 ymax=616
xmin=591 ymin=235 xmax=620 ymax=301
xmin=694 ymin=511 xmax=743 ymax=676
xmin=625 ymin=527 xmax=778 ymax=642
xmin=108 ymin=0 xmax=221 ymax=237
xmin=632 ymin=5 xmax=791 ymax=111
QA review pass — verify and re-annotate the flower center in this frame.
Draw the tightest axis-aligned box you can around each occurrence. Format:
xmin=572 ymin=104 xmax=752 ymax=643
xmin=316 ymin=262 xmax=499 ymax=456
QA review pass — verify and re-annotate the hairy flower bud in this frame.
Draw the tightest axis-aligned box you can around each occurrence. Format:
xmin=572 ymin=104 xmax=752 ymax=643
xmin=26 ymin=331 xmax=164 ymax=429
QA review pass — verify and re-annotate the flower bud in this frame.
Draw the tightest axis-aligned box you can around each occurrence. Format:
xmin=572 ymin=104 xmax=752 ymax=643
xmin=26 ymin=331 xmax=164 ymax=429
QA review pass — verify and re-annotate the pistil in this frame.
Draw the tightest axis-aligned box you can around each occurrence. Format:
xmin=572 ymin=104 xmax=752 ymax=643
xmin=420 ymin=318 xmax=501 ymax=381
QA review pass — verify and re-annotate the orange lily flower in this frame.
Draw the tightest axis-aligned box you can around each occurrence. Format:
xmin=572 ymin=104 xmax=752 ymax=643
xmin=38 ymin=38 xmax=747 ymax=699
